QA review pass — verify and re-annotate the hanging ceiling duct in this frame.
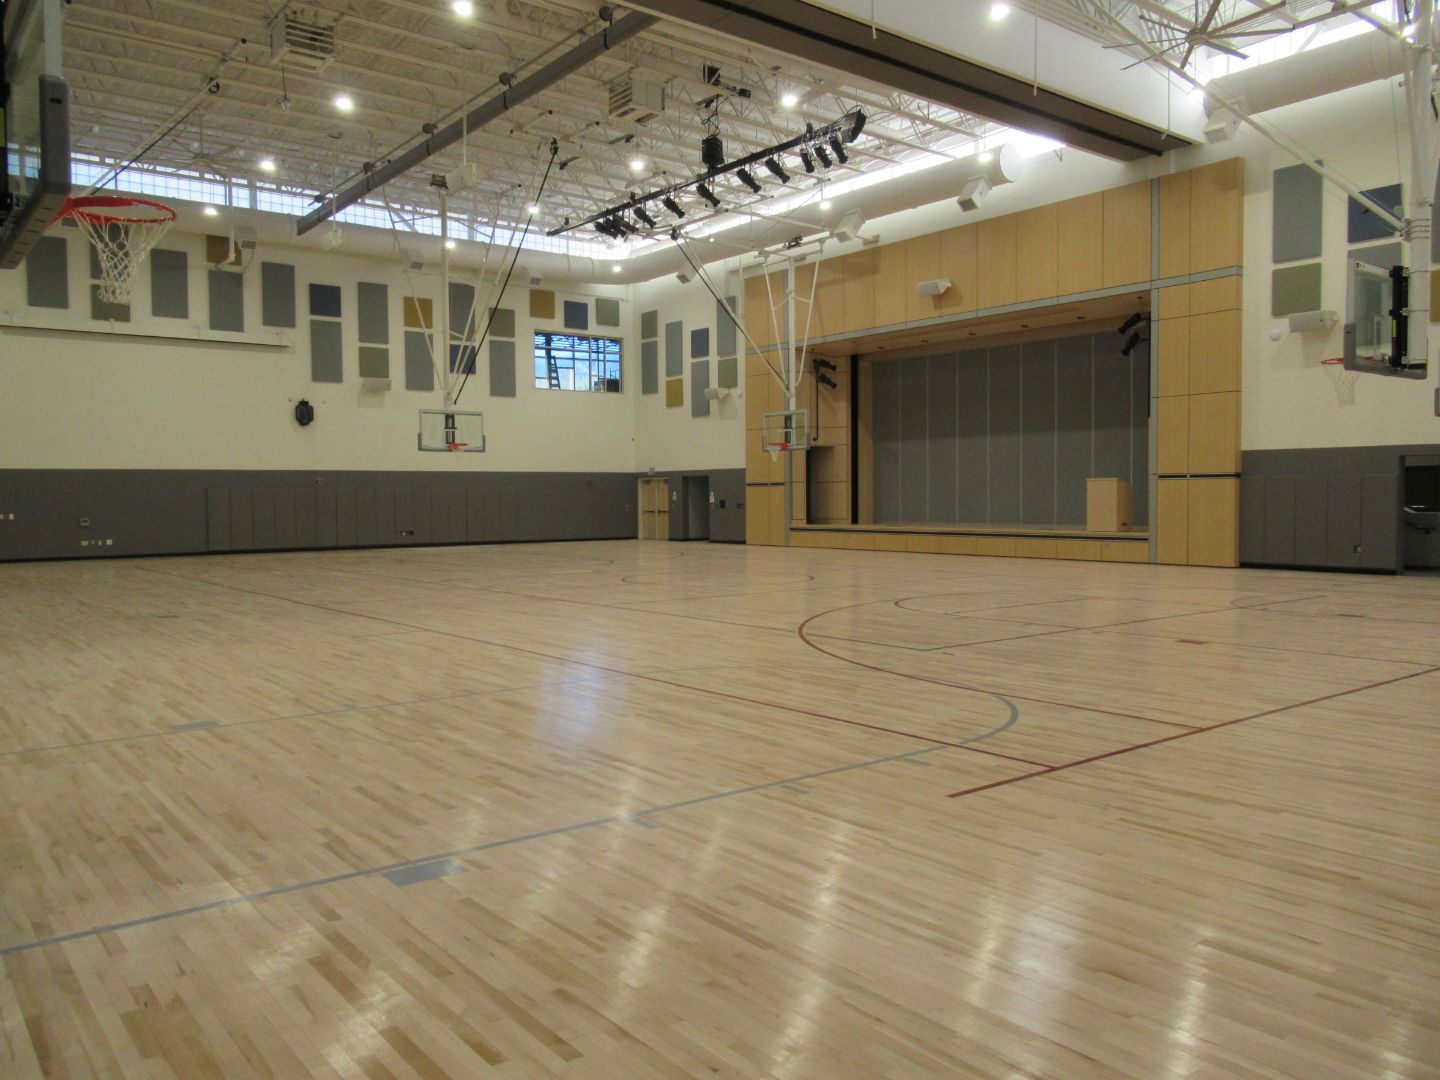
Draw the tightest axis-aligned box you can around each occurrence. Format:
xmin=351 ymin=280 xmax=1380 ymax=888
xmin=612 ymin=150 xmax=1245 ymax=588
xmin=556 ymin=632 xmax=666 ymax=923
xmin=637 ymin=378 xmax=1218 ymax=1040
xmin=1204 ymin=30 xmax=1410 ymax=119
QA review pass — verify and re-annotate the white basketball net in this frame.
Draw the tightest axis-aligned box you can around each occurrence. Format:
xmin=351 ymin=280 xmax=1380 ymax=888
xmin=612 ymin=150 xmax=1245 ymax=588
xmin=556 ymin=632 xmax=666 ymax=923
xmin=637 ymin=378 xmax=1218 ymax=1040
xmin=70 ymin=211 xmax=176 ymax=306
xmin=1322 ymin=360 xmax=1359 ymax=406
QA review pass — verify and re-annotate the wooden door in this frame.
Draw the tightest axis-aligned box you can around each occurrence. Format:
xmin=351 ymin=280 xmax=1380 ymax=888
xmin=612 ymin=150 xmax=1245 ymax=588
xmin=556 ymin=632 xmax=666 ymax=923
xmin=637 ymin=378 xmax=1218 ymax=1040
xmin=638 ymin=478 xmax=670 ymax=540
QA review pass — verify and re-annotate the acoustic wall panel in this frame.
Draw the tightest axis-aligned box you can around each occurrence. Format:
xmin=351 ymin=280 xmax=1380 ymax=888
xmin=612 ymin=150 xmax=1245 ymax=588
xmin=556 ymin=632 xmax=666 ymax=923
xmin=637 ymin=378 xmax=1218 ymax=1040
xmin=208 ymin=270 xmax=244 ymax=332
xmin=1021 ymin=340 xmax=1058 ymax=525
xmin=1352 ymin=241 xmax=1403 ymax=270
xmin=150 ymin=249 xmax=189 ymax=319
xmin=1271 ymin=263 xmax=1322 ymax=316
xmin=691 ymin=360 xmax=711 ymax=417
xmin=449 ymin=344 xmax=478 ymax=375
xmin=261 ymin=263 xmax=296 ymax=328
xmin=898 ymin=359 xmax=928 ymax=523
xmin=665 ymin=320 xmax=684 ymax=377
xmin=357 ymin=282 xmax=389 ymax=344
xmin=310 ymin=319 xmax=343 ymax=382
xmin=691 ymin=327 xmax=710 ymax=358
xmin=1055 ymin=335 xmax=1092 ymax=525
xmin=530 ymin=289 xmax=555 ymax=320
xmin=1348 ymin=184 xmax=1402 ymax=243
xmin=717 ymin=296 xmax=738 ymax=355
xmin=596 ymin=297 xmax=620 ymax=327
xmin=309 ymin=283 xmax=341 ymax=318
xmin=1272 ymin=163 xmax=1324 ymax=263
xmin=404 ymin=331 xmax=434 ymax=392
xmin=717 ymin=355 xmax=738 ymax=389
xmin=987 ymin=346 xmax=1023 ymax=525
xmin=641 ymin=309 xmax=658 ymax=339
xmin=449 ymin=283 xmax=475 ymax=336
xmin=404 ymin=296 xmax=434 ymax=329
xmin=871 ymin=361 xmax=902 ymax=524
xmin=641 ymin=340 xmax=659 ymax=394
xmin=925 ymin=354 xmax=958 ymax=524
xmin=563 ymin=299 xmax=588 ymax=330
xmin=358 ymin=346 xmax=389 ymax=379
xmin=490 ymin=339 xmax=516 ymax=397
xmin=955 ymin=350 xmax=989 ymax=523
xmin=1092 ymin=344 xmax=1132 ymax=481
xmin=26 ymin=235 xmax=68 ymax=309
xmin=488 ymin=307 xmax=515 ymax=338
xmin=665 ymin=377 xmax=683 ymax=407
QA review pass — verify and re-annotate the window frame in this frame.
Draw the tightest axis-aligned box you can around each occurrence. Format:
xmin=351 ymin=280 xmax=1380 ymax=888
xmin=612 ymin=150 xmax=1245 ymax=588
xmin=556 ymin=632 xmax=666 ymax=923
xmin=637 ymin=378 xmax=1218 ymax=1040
xmin=533 ymin=329 xmax=623 ymax=394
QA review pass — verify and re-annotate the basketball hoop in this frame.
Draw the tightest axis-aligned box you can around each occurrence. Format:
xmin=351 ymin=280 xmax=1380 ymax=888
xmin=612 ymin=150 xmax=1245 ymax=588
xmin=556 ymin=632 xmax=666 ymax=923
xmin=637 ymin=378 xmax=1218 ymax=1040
xmin=55 ymin=195 xmax=177 ymax=305
xmin=764 ymin=440 xmax=789 ymax=463
xmin=447 ymin=442 xmax=468 ymax=453
xmin=1321 ymin=357 xmax=1359 ymax=406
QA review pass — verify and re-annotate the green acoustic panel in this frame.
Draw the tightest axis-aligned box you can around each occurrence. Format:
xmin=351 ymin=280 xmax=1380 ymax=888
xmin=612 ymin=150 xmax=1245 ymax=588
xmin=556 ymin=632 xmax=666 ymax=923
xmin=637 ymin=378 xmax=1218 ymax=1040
xmin=717 ymin=355 xmax=738 ymax=389
xmin=310 ymin=319 xmax=343 ymax=382
xmin=357 ymin=282 xmax=389 ymax=344
xmin=490 ymin=339 xmax=516 ymax=397
xmin=1271 ymin=263 xmax=1322 ymax=316
xmin=641 ymin=309 xmax=658 ymax=339
xmin=150 ymin=249 xmax=188 ymax=319
xmin=641 ymin=340 xmax=659 ymax=394
xmin=91 ymin=284 xmax=131 ymax=323
xmin=26 ymin=235 xmax=69 ymax=309
xmin=404 ymin=330 xmax=434 ymax=392
xmin=691 ymin=360 xmax=711 ymax=418
xmin=717 ymin=296 xmax=738 ymax=355
xmin=665 ymin=320 xmax=683 ymax=376
xmin=358 ymin=346 xmax=390 ymax=378
xmin=596 ymin=297 xmax=621 ymax=327
xmin=488 ymin=306 xmax=515 ymax=338
xmin=261 ymin=262 xmax=296 ymax=327
xmin=208 ymin=270 xmax=244 ymax=331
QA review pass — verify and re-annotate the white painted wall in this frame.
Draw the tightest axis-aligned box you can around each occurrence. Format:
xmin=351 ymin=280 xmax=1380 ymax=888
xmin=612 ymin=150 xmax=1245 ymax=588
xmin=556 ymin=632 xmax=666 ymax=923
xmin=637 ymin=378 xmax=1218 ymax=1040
xmin=0 ymin=226 xmax=636 ymax=472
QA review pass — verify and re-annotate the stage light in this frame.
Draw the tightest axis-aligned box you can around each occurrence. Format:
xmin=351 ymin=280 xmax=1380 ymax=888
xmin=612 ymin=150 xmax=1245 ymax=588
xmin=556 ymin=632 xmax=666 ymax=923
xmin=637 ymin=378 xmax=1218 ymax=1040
xmin=634 ymin=205 xmax=657 ymax=228
xmin=1121 ymin=331 xmax=1144 ymax=357
xmin=763 ymin=157 xmax=790 ymax=184
xmin=701 ymin=134 xmax=725 ymax=170
xmin=662 ymin=196 xmax=685 ymax=218
xmin=736 ymin=168 xmax=762 ymax=194
xmin=1118 ymin=312 xmax=1147 ymax=335
xmin=848 ymin=110 xmax=866 ymax=143
xmin=696 ymin=183 xmax=721 ymax=208
xmin=816 ymin=371 xmax=838 ymax=389
xmin=814 ymin=144 xmax=832 ymax=168
xmin=829 ymin=136 xmax=848 ymax=164
xmin=799 ymin=149 xmax=815 ymax=173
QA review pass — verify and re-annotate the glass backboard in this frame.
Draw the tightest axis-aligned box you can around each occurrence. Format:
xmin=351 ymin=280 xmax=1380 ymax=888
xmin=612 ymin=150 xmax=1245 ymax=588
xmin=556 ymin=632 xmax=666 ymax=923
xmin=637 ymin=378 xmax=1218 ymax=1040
xmin=418 ymin=410 xmax=486 ymax=453
xmin=1 ymin=0 xmax=70 ymax=269
xmin=1344 ymin=259 xmax=1428 ymax=379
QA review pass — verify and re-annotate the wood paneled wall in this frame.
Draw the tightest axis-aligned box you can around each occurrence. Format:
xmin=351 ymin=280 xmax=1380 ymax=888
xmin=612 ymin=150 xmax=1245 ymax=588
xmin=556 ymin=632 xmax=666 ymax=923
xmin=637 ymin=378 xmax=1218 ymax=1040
xmin=742 ymin=158 xmax=1245 ymax=563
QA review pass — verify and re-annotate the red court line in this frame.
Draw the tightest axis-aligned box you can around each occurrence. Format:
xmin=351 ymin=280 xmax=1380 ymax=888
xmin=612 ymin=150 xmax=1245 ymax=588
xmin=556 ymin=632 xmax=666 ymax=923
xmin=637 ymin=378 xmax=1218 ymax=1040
xmin=944 ymin=665 xmax=1440 ymax=799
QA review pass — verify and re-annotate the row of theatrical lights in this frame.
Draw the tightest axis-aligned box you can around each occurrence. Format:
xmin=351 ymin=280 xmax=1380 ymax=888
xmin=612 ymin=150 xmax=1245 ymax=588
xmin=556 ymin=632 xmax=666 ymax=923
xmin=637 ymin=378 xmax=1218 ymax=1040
xmin=591 ymin=129 xmax=859 ymax=240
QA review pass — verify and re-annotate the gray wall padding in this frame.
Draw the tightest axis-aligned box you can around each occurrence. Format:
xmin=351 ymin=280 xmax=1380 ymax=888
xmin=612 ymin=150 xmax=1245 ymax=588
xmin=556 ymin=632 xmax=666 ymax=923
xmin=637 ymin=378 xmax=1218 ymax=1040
xmin=357 ymin=282 xmax=389 ymax=344
xmin=691 ymin=360 xmax=711 ymax=417
xmin=310 ymin=319 xmax=343 ymax=382
xmin=261 ymin=262 xmax=297 ymax=327
xmin=1272 ymin=164 xmax=1324 ymax=263
xmin=150 ymin=249 xmax=188 ymax=319
xmin=25 ymin=235 xmax=68 ymax=309
xmin=871 ymin=332 xmax=1150 ymax=527
xmin=208 ymin=270 xmax=244 ymax=332
xmin=665 ymin=320 xmax=683 ymax=377
xmin=490 ymin=338 xmax=516 ymax=397
xmin=642 ymin=339 xmax=659 ymax=394
xmin=404 ymin=330 xmax=434 ymax=392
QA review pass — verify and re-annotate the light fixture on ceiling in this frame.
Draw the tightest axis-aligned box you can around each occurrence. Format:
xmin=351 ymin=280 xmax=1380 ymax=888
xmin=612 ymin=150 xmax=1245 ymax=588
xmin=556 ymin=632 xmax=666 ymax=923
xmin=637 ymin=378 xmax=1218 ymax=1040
xmin=736 ymin=168 xmax=762 ymax=194
xmin=258 ymin=158 xmax=277 ymax=173
xmin=819 ymin=198 xmax=833 ymax=210
xmin=634 ymin=205 xmax=657 ymax=228
xmin=203 ymin=205 xmax=219 ymax=217
xmin=799 ymin=148 xmax=815 ymax=173
xmin=662 ymin=195 xmax=685 ymax=218
xmin=828 ymin=136 xmax=848 ymax=164
xmin=452 ymin=0 xmax=475 ymax=15
xmin=780 ymin=91 xmax=799 ymax=109
xmin=990 ymin=2 xmax=1011 ymax=21
xmin=763 ymin=157 xmax=790 ymax=184
xmin=696 ymin=183 xmax=721 ymax=208
xmin=333 ymin=93 xmax=355 ymax=113
xmin=628 ymin=156 xmax=647 ymax=174
xmin=611 ymin=263 xmax=623 ymax=274
xmin=977 ymin=151 xmax=994 ymax=164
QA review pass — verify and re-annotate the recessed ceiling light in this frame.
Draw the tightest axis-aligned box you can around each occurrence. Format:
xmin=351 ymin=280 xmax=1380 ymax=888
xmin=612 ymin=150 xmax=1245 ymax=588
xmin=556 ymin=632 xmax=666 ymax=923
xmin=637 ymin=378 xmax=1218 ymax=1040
xmin=445 ymin=239 xmax=457 ymax=250
xmin=989 ymin=2 xmax=1011 ymax=21
xmin=452 ymin=0 xmax=475 ymax=15
xmin=780 ymin=91 xmax=799 ymax=108
xmin=203 ymin=206 xmax=218 ymax=216
xmin=611 ymin=263 xmax=622 ymax=273
xmin=259 ymin=158 xmax=277 ymax=172
xmin=526 ymin=203 xmax=541 ymax=215
xmin=628 ymin=156 xmax=647 ymax=173
xmin=334 ymin=94 xmax=355 ymax=113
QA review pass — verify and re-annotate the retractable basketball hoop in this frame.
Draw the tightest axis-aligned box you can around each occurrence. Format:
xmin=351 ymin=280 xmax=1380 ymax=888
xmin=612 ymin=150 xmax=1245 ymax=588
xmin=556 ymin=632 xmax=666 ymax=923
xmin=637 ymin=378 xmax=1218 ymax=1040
xmin=761 ymin=409 xmax=809 ymax=462
xmin=54 ymin=195 xmax=177 ymax=305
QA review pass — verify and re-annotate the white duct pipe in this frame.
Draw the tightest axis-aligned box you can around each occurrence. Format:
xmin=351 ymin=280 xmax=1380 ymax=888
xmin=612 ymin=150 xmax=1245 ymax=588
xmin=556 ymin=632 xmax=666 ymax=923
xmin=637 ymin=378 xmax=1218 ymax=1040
xmin=1204 ymin=29 xmax=1409 ymax=117
xmin=1405 ymin=0 xmax=1434 ymax=368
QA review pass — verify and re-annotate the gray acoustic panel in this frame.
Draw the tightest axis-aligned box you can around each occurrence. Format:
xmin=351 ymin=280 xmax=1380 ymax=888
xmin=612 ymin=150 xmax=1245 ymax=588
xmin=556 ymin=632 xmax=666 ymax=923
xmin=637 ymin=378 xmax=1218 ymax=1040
xmin=1272 ymin=163 xmax=1324 ymax=263
xmin=691 ymin=327 xmax=710 ymax=358
xmin=871 ymin=361 xmax=901 ymax=523
xmin=25 ymin=235 xmax=69 ymax=309
xmin=91 ymin=284 xmax=131 ymax=323
xmin=208 ymin=270 xmax=244 ymax=332
xmin=488 ymin=307 xmax=515 ymax=338
xmin=1129 ymin=343 xmax=1150 ymax=527
xmin=1352 ymin=242 xmax=1403 ymax=270
xmin=717 ymin=355 xmax=738 ymax=389
xmin=595 ymin=297 xmax=620 ymax=327
xmin=898 ymin=359 xmax=928 ymax=522
xmin=357 ymin=282 xmax=389 ymax=344
xmin=310 ymin=319 xmax=343 ymax=383
xmin=641 ymin=340 xmax=659 ymax=394
xmin=1348 ymin=184 xmax=1402 ymax=243
xmin=449 ymin=282 xmax=475 ymax=337
xmin=358 ymin=345 xmax=389 ymax=379
xmin=490 ymin=339 xmax=516 ymax=397
xmin=665 ymin=320 xmax=684 ymax=377
xmin=261 ymin=263 xmax=296 ymax=328
xmin=1092 ymin=341 xmax=1131 ymax=483
xmin=641 ymin=309 xmax=658 ymax=339
xmin=1271 ymin=263 xmax=1322 ymax=317
xmin=987 ymin=346 xmax=1023 ymax=525
xmin=450 ymin=344 xmax=477 ymax=375
xmin=691 ymin=360 xmax=711 ymax=417
xmin=563 ymin=299 xmax=588 ymax=330
xmin=717 ymin=296 xmax=738 ymax=356
xmin=404 ymin=330 xmax=434 ymax=392
xmin=1021 ymin=340 xmax=1057 ymax=525
xmin=954 ymin=350 xmax=989 ymax=523
xmin=1055 ymin=335 xmax=1092 ymax=525
xmin=925 ymin=354 xmax=958 ymax=524
xmin=150 ymin=249 xmax=188 ymax=319
xmin=309 ymin=283 xmax=341 ymax=318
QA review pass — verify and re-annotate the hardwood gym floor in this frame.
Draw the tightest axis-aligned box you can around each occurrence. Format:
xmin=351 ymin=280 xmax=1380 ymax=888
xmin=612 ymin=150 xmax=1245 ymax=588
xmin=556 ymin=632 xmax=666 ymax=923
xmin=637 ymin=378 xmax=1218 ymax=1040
xmin=1 ymin=540 xmax=1436 ymax=1079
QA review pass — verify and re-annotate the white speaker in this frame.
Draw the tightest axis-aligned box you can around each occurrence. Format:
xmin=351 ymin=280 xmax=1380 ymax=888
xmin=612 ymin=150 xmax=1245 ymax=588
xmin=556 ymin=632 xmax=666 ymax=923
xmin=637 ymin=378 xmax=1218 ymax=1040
xmin=676 ymin=269 xmax=695 ymax=284
xmin=404 ymin=248 xmax=426 ymax=272
xmin=1287 ymin=309 xmax=1338 ymax=333
xmin=916 ymin=278 xmax=952 ymax=298
xmin=956 ymin=176 xmax=991 ymax=213
xmin=832 ymin=210 xmax=866 ymax=243
xmin=704 ymin=386 xmax=730 ymax=401
xmin=319 ymin=225 xmax=343 ymax=252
